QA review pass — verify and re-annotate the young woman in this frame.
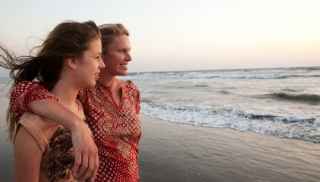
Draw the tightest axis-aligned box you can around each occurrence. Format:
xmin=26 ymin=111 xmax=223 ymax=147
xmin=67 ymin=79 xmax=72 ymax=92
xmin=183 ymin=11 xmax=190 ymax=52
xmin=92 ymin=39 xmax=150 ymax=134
xmin=0 ymin=20 xmax=105 ymax=181
xmin=9 ymin=24 xmax=141 ymax=182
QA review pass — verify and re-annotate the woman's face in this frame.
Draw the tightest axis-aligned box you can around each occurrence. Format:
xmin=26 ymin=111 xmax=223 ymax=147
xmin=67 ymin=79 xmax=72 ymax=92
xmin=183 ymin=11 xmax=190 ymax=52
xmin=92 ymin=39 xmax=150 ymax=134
xmin=75 ymin=38 xmax=105 ymax=88
xmin=103 ymin=35 xmax=131 ymax=76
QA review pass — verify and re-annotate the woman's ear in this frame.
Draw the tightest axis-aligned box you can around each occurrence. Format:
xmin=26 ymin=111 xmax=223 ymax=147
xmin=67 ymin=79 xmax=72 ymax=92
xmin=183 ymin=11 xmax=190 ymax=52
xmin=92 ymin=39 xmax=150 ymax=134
xmin=65 ymin=56 xmax=78 ymax=70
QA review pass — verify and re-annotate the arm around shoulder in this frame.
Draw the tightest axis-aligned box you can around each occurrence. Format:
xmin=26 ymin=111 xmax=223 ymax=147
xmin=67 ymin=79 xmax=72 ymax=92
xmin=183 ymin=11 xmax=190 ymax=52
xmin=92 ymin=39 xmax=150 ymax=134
xmin=10 ymin=81 xmax=55 ymax=112
xmin=11 ymin=81 xmax=82 ymax=130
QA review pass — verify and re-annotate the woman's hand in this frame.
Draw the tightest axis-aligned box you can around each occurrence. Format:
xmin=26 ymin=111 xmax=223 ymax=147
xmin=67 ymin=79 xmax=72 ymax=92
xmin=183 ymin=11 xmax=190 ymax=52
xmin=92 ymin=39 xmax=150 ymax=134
xmin=71 ymin=121 xmax=99 ymax=182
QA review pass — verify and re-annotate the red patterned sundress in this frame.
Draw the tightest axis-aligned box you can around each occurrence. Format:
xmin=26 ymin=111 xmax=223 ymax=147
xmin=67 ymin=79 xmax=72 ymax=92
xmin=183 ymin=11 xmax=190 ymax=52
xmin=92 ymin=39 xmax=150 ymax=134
xmin=10 ymin=80 xmax=142 ymax=182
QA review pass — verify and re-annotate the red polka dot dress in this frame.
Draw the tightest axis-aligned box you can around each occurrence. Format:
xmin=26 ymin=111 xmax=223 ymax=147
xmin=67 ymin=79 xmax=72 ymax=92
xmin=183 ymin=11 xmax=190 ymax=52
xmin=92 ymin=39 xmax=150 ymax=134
xmin=10 ymin=80 xmax=142 ymax=182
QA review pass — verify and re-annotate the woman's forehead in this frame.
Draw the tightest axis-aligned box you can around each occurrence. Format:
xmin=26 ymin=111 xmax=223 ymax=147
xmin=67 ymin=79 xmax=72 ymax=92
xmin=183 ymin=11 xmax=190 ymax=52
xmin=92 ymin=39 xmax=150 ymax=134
xmin=109 ymin=35 xmax=130 ymax=48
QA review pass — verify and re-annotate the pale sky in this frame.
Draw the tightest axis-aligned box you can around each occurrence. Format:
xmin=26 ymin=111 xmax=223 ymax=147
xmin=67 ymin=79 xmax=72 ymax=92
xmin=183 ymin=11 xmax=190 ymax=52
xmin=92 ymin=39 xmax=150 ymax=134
xmin=0 ymin=0 xmax=319 ymax=72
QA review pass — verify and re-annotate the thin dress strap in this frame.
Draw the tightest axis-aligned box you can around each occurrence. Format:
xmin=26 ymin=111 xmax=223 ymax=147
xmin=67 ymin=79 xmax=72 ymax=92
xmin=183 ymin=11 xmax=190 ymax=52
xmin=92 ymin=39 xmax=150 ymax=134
xmin=14 ymin=112 xmax=49 ymax=152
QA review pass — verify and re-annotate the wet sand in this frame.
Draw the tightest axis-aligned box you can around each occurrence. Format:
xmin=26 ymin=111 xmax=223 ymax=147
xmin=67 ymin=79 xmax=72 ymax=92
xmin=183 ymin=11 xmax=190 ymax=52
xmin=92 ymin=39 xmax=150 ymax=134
xmin=139 ymin=115 xmax=320 ymax=182
xmin=2 ymin=113 xmax=320 ymax=181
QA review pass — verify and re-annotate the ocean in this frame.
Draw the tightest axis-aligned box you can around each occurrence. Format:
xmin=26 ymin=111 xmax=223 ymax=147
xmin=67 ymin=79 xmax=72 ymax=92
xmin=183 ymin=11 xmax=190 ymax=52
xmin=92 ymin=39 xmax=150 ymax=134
xmin=126 ymin=66 xmax=320 ymax=143
xmin=1 ymin=66 xmax=320 ymax=181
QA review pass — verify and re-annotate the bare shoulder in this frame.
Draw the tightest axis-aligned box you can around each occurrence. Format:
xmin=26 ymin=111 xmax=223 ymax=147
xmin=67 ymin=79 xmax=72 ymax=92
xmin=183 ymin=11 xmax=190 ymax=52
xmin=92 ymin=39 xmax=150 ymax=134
xmin=20 ymin=112 xmax=59 ymax=131
xmin=20 ymin=112 xmax=44 ymax=123
xmin=18 ymin=112 xmax=60 ymax=149
xmin=15 ymin=112 xmax=49 ymax=152
xmin=14 ymin=125 xmax=43 ymax=155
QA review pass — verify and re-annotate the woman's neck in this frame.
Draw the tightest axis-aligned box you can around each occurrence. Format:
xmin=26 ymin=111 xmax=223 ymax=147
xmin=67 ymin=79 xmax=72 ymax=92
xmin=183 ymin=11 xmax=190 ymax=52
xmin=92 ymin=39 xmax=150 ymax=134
xmin=99 ymin=73 xmax=119 ymax=89
xmin=51 ymin=79 xmax=79 ymax=107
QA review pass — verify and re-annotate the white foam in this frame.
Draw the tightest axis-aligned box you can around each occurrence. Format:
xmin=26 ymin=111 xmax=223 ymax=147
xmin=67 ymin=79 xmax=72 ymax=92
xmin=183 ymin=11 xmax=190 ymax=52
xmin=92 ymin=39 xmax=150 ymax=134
xmin=142 ymin=102 xmax=320 ymax=143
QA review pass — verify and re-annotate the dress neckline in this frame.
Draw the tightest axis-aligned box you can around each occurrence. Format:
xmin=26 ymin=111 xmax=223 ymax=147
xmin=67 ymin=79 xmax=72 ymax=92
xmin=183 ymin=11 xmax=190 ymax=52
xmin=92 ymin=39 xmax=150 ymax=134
xmin=97 ymin=81 xmax=127 ymax=110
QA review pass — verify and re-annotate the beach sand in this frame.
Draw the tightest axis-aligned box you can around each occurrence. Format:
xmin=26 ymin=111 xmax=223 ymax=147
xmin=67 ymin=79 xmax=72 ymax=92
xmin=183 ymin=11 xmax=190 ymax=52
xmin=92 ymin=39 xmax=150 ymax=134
xmin=139 ymin=115 xmax=320 ymax=182
xmin=2 ymin=113 xmax=320 ymax=181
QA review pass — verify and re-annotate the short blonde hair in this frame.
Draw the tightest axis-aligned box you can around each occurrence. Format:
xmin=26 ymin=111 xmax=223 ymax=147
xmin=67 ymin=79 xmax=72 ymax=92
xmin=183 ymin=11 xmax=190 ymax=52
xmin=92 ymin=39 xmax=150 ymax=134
xmin=99 ymin=24 xmax=129 ymax=54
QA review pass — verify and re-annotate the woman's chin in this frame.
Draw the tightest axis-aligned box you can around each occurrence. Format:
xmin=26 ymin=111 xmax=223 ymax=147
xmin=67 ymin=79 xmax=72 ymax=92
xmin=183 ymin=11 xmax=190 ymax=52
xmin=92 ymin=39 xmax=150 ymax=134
xmin=118 ymin=70 xmax=129 ymax=76
xmin=86 ymin=80 xmax=97 ymax=88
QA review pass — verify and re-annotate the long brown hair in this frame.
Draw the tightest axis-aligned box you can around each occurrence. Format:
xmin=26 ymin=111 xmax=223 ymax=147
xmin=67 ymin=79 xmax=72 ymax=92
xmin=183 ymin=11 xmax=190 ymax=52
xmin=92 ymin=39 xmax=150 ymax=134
xmin=0 ymin=20 xmax=101 ymax=140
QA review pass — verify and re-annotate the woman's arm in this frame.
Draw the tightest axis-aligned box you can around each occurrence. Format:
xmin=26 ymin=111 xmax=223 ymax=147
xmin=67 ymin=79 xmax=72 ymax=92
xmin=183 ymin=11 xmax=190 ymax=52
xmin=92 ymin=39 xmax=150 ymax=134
xmin=14 ymin=127 xmax=42 ymax=182
xmin=30 ymin=100 xmax=99 ymax=181
xmin=11 ymin=81 xmax=99 ymax=181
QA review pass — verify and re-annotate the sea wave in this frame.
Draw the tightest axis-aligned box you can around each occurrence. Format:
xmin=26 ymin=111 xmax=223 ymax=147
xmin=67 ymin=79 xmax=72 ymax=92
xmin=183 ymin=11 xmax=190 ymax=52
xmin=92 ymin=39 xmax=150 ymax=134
xmin=264 ymin=93 xmax=320 ymax=104
xmin=194 ymin=84 xmax=209 ymax=88
xmin=218 ymin=90 xmax=231 ymax=95
xmin=209 ymin=74 xmax=320 ymax=80
xmin=141 ymin=101 xmax=320 ymax=143
xmin=237 ymin=112 xmax=316 ymax=124
xmin=127 ymin=72 xmax=320 ymax=81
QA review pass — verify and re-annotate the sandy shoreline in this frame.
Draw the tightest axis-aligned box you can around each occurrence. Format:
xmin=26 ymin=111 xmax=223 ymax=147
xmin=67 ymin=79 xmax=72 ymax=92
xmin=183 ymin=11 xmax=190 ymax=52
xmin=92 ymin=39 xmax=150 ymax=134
xmin=139 ymin=115 xmax=320 ymax=182
xmin=2 ymin=114 xmax=320 ymax=181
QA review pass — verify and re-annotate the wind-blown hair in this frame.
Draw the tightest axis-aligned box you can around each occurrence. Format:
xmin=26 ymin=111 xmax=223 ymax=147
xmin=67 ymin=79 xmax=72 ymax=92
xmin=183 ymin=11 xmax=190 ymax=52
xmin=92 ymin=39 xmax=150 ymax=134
xmin=0 ymin=20 xmax=101 ymax=140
